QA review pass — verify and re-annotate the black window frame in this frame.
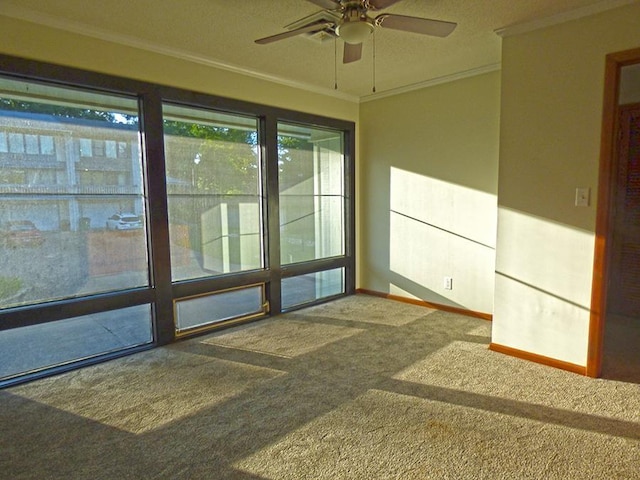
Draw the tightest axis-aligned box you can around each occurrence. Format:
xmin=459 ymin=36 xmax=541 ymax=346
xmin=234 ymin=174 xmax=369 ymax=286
xmin=0 ymin=54 xmax=355 ymax=387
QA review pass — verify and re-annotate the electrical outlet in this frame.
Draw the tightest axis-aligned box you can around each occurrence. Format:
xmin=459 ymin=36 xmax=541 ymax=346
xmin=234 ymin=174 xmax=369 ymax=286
xmin=444 ymin=277 xmax=453 ymax=290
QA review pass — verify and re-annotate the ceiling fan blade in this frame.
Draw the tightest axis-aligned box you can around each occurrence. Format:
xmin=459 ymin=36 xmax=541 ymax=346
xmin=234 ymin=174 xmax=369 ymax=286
xmin=375 ymin=14 xmax=457 ymax=37
xmin=305 ymin=0 xmax=340 ymax=9
xmin=343 ymin=42 xmax=362 ymax=64
xmin=255 ymin=22 xmax=334 ymax=45
xmin=368 ymin=0 xmax=403 ymax=9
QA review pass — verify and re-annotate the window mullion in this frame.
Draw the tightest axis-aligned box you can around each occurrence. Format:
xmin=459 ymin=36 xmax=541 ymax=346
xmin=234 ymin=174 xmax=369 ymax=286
xmin=264 ymin=113 xmax=282 ymax=314
xmin=139 ymin=91 xmax=174 ymax=345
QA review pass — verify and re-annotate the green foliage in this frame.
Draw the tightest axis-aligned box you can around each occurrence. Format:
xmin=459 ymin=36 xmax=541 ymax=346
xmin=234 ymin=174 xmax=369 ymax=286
xmin=2 ymin=98 xmax=313 ymax=194
xmin=163 ymin=120 xmax=253 ymax=143
xmin=0 ymin=99 xmax=137 ymax=124
xmin=163 ymin=121 xmax=314 ymax=196
xmin=0 ymin=276 xmax=22 ymax=300
xmin=164 ymin=120 xmax=260 ymax=195
xmin=277 ymin=135 xmax=314 ymax=190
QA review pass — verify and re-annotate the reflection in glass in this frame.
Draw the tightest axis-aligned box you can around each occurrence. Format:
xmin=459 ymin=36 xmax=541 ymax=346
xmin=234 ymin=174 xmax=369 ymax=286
xmin=278 ymin=123 xmax=345 ymax=265
xmin=0 ymin=304 xmax=153 ymax=381
xmin=0 ymin=77 xmax=148 ymax=310
xmin=175 ymin=285 xmax=265 ymax=334
xmin=281 ymin=268 xmax=344 ymax=310
xmin=163 ymin=105 xmax=263 ymax=282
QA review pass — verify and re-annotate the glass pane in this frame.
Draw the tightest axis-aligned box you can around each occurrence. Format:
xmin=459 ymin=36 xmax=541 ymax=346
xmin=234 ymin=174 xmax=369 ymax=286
xmin=0 ymin=304 xmax=153 ymax=381
xmin=25 ymin=134 xmax=39 ymax=154
xmin=9 ymin=133 xmax=24 ymax=153
xmin=175 ymin=285 xmax=264 ymax=333
xmin=105 ymin=140 xmax=117 ymax=158
xmin=278 ymin=123 xmax=345 ymax=265
xmin=281 ymin=268 xmax=344 ymax=309
xmin=0 ymin=77 xmax=148 ymax=310
xmin=79 ymin=138 xmax=92 ymax=157
xmin=163 ymin=104 xmax=263 ymax=282
xmin=40 ymin=135 xmax=54 ymax=155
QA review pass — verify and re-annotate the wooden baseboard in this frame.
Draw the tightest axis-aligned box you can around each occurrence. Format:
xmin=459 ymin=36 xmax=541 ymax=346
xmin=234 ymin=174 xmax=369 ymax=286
xmin=355 ymin=288 xmax=492 ymax=321
xmin=355 ymin=289 xmax=589 ymax=376
xmin=489 ymin=342 xmax=587 ymax=376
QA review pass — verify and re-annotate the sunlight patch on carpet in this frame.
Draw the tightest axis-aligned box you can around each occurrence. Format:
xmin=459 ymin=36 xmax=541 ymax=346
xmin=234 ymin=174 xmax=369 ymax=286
xmin=393 ymin=340 xmax=578 ymax=403
xmin=393 ymin=340 xmax=640 ymax=421
xmin=9 ymin=348 xmax=284 ymax=434
xmin=466 ymin=322 xmax=492 ymax=337
xmin=232 ymin=388 xmax=639 ymax=480
xmin=292 ymin=294 xmax=435 ymax=326
xmin=201 ymin=318 xmax=363 ymax=358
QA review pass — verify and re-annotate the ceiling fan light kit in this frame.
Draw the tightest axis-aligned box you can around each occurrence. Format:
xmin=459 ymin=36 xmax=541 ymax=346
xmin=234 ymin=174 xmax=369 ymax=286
xmin=336 ymin=19 xmax=374 ymax=44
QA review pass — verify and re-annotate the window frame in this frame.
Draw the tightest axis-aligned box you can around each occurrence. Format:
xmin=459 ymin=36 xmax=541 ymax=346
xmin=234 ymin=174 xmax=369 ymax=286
xmin=0 ymin=54 xmax=355 ymax=387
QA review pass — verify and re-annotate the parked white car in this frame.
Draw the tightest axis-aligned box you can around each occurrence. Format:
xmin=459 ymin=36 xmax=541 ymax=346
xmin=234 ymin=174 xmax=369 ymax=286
xmin=106 ymin=213 xmax=142 ymax=230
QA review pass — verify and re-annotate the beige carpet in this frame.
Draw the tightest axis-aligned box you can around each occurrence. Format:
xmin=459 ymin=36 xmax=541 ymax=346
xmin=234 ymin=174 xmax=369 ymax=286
xmin=1 ymin=294 xmax=639 ymax=479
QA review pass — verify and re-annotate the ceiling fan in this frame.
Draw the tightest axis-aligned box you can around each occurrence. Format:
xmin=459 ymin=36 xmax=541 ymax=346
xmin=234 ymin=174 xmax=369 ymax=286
xmin=255 ymin=0 xmax=457 ymax=64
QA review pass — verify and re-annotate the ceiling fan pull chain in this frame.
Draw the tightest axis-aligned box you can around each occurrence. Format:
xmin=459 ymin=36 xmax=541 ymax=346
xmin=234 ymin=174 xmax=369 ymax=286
xmin=372 ymin=30 xmax=376 ymax=93
xmin=334 ymin=37 xmax=338 ymax=90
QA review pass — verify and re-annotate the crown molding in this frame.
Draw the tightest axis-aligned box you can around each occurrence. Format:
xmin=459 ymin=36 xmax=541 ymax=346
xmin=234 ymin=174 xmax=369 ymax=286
xmin=495 ymin=0 xmax=638 ymax=37
xmin=0 ymin=4 xmax=360 ymax=103
xmin=359 ymin=63 xmax=502 ymax=103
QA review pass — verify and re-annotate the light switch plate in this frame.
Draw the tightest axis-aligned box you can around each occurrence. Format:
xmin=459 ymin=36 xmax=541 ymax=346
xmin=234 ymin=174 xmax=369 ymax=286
xmin=575 ymin=187 xmax=590 ymax=207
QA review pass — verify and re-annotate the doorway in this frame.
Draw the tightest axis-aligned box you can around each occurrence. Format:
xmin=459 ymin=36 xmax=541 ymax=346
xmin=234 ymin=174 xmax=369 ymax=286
xmin=589 ymin=48 xmax=640 ymax=379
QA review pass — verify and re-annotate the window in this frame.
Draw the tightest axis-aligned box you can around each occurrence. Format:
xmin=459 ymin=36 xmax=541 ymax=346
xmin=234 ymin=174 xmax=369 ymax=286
xmin=175 ymin=285 xmax=266 ymax=335
xmin=105 ymin=140 xmax=117 ymax=158
xmin=163 ymin=105 xmax=263 ymax=282
xmin=92 ymin=139 xmax=106 ymax=157
xmin=79 ymin=138 xmax=92 ymax=157
xmin=0 ymin=56 xmax=355 ymax=387
xmin=25 ymin=134 xmax=39 ymax=154
xmin=117 ymin=141 xmax=129 ymax=158
xmin=282 ymin=268 xmax=344 ymax=309
xmin=0 ymin=73 xmax=154 ymax=384
xmin=40 ymin=135 xmax=55 ymax=155
xmin=278 ymin=123 xmax=345 ymax=265
xmin=8 ymin=132 xmax=24 ymax=153
xmin=0 ymin=77 xmax=148 ymax=306
xmin=0 ymin=132 xmax=57 ymax=156
xmin=0 ymin=305 xmax=152 ymax=381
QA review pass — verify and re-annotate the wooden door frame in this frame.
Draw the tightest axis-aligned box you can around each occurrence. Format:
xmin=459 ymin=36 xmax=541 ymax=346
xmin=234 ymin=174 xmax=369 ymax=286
xmin=588 ymin=47 xmax=640 ymax=377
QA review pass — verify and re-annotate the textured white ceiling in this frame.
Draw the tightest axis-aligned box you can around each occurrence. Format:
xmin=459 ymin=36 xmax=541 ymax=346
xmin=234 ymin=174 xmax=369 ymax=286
xmin=0 ymin=0 xmax=631 ymax=99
